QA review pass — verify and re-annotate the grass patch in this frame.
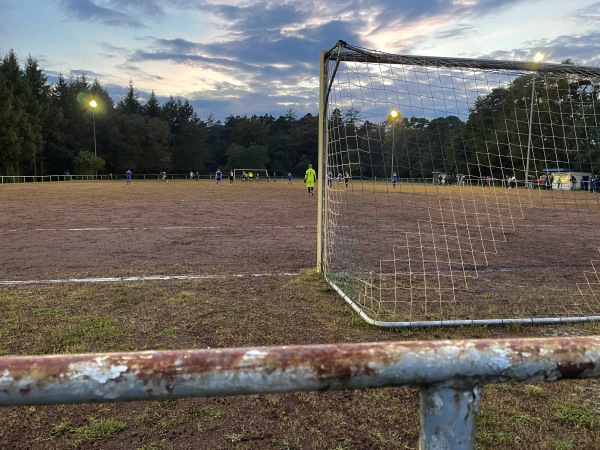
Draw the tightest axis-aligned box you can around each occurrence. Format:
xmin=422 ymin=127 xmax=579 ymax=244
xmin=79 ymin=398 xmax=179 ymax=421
xmin=46 ymin=316 xmax=122 ymax=353
xmin=551 ymin=438 xmax=575 ymax=450
xmin=185 ymin=406 xmax=223 ymax=422
xmin=162 ymin=326 xmax=178 ymax=335
xmin=36 ymin=307 xmax=70 ymax=316
xmin=136 ymin=401 xmax=224 ymax=435
xmin=2 ymin=269 xmax=600 ymax=449
xmin=51 ymin=419 xmax=73 ymax=436
xmin=53 ymin=417 xmax=126 ymax=446
xmin=524 ymin=384 xmax=549 ymax=398
xmin=549 ymin=402 xmax=599 ymax=430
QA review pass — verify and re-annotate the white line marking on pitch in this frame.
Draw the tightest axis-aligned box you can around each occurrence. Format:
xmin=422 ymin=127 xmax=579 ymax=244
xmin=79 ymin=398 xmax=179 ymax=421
xmin=0 ymin=272 xmax=299 ymax=285
xmin=0 ymin=225 xmax=315 ymax=233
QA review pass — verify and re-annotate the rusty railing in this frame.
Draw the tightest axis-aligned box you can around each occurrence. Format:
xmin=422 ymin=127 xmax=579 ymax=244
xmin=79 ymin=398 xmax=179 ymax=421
xmin=1 ymin=336 xmax=599 ymax=449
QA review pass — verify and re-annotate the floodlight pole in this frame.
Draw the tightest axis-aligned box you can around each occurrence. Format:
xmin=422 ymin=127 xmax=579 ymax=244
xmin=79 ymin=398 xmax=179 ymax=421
xmin=90 ymin=99 xmax=98 ymax=158
xmin=392 ymin=124 xmax=395 ymax=180
xmin=92 ymin=108 xmax=97 ymax=157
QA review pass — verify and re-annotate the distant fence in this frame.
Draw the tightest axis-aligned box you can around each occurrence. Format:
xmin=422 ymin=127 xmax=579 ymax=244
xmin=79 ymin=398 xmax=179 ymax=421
xmin=0 ymin=174 xmax=591 ymax=189
xmin=1 ymin=336 xmax=599 ymax=449
xmin=0 ymin=174 xmax=292 ymax=183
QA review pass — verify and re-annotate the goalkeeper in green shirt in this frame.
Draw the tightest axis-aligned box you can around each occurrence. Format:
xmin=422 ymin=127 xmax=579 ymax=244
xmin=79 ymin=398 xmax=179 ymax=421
xmin=304 ymin=164 xmax=316 ymax=195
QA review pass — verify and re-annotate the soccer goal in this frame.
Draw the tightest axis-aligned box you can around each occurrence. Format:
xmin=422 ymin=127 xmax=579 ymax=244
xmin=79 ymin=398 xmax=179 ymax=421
xmin=318 ymin=40 xmax=600 ymax=327
xmin=233 ymin=169 xmax=271 ymax=181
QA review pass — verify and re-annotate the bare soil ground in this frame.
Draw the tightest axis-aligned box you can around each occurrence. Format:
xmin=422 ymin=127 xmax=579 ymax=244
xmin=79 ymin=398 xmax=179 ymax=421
xmin=0 ymin=179 xmax=599 ymax=450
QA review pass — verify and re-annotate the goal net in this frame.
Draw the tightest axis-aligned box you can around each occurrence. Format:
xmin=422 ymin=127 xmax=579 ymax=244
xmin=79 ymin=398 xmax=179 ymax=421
xmin=318 ymin=40 xmax=600 ymax=326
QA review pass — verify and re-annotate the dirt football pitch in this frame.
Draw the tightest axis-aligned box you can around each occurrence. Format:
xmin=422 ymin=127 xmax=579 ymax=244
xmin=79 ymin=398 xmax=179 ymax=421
xmin=0 ymin=179 xmax=599 ymax=449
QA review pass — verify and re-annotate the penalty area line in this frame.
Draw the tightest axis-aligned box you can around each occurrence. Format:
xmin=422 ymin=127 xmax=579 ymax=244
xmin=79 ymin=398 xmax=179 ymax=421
xmin=0 ymin=272 xmax=299 ymax=285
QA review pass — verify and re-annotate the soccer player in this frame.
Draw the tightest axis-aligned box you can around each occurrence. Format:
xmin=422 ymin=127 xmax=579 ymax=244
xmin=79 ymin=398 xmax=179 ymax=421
xmin=266 ymin=170 xmax=270 ymax=182
xmin=338 ymin=173 xmax=343 ymax=184
xmin=344 ymin=172 xmax=350 ymax=188
xmin=160 ymin=171 xmax=166 ymax=182
xmin=288 ymin=172 xmax=292 ymax=185
xmin=216 ymin=169 xmax=222 ymax=185
xmin=304 ymin=163 xmax=316 ymax=195
xmin=229 ymin=170 xmax=234 ymax=184
xmin=328 ymin=171 xmax=333 ymax=187
xmin=125 ymin=169 xmax=132 ymax=185
xmin=392 ymin=172 xmax=397 ymax=188
xmin=189 ymin=171 xmax=194 ymax=181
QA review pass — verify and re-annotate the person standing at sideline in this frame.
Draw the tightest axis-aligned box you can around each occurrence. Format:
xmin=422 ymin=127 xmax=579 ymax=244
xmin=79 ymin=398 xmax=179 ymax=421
xmin=304 ymin=164 xmax=316 ymax=195
xmin=125 ymin=169 xmax=132 ymax=185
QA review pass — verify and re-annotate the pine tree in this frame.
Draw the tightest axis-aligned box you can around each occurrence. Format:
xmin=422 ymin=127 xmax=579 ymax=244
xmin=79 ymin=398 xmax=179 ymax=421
xmin=144 ymin=91 xmax=161 ymax=118
xmin=0 ymin=72 xmax=21 ymax=175
xmin=116 ymin=80 xmax=143 ymax=115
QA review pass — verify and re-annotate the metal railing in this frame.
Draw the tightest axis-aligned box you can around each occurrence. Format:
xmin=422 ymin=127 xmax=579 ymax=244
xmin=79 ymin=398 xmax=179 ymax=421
xmin=1 ymin=336 xmax=599 ymax=449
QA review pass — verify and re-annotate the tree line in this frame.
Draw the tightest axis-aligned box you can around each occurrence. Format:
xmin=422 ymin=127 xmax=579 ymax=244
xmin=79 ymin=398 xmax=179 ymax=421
xmin=0 ymin=50 xmax=319 ymax=177
xmin=332 ymin=66 xmax=599 ymax=181
xmin=2 ymin=48 xmax=598 ymax=180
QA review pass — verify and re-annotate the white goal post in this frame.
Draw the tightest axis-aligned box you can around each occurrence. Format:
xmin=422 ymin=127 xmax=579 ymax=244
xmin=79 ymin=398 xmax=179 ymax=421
xmin=318 ymin=40 xmax=600 ymax=327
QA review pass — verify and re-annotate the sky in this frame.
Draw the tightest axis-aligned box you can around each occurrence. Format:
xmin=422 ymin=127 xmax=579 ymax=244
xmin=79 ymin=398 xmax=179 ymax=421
xmin=1 ymin=0 xmax=600 ymax=122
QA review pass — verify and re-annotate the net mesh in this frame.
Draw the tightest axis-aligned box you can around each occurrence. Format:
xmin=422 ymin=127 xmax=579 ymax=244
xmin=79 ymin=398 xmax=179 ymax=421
xmin=321 ymin=41 xmax=600 ymax=326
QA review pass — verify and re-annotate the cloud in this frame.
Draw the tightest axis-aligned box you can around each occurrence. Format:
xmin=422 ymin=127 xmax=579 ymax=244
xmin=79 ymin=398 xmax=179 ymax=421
xmin=572 ymin=1 xmax=600 ymax=24
xmin=206 ymin=1 xmax=306 ymax=32
xmin=433 ymin=24 xmax=476 ymax=41
xmin=28 ymin=0 xmax=600 ymax=122
xmin=106 ymin=0 xmax=166 ymax=20
xmin=486 ymin=31 xmax=600 ymax=66
xmin=58 ymin=0 xmax=146 ymax=28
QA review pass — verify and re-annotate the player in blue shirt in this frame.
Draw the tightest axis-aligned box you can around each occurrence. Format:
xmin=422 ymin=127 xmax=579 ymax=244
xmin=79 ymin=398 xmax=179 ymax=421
xmin=216 ymin=169 xmax=222 ymax=185
xmin=337 ymin=173 xmax=343 ymax=184
xmin=125 ymin=169 xmax=132 ymax=185
xmin=328 ymin=171 xmax=333 ymax=187
xmin=392 ymin=172 xmax=397 ymax=188
xmin=288 ymin=172 xmax=292 ymax=185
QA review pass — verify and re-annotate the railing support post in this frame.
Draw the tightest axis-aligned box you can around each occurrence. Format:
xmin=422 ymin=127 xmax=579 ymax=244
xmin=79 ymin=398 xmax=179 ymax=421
xmin=420 ymin=383 xmax=481 ymax=450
